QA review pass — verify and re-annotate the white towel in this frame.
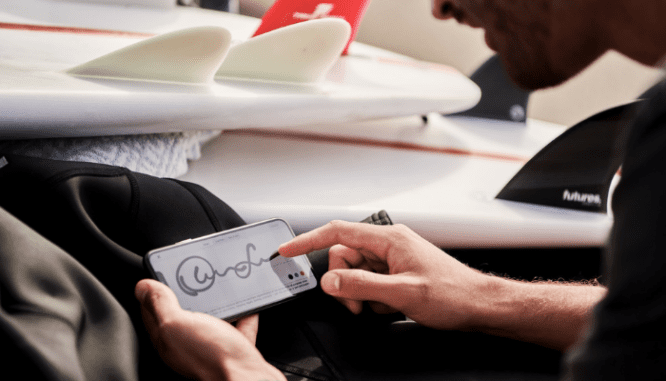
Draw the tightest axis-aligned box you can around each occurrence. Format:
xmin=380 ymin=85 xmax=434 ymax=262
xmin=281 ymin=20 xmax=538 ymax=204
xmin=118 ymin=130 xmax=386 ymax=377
xmin=0 ymin=130 xmax=221 ymax=178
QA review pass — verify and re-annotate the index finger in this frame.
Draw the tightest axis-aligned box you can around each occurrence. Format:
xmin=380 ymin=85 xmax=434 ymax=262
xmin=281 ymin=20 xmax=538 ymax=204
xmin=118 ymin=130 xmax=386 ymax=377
xmin=278 ymin=220 xmax=392 ymax=259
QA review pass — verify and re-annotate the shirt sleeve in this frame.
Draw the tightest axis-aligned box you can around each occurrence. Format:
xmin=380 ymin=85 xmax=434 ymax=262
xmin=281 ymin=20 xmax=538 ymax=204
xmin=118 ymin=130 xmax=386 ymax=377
xmin=562 ymin=80 xmax=666 ymax=380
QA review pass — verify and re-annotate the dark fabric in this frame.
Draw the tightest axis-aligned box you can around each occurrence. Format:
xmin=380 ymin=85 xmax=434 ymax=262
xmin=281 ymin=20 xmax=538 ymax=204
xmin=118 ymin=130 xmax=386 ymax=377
xmin=260 ymin=308 xmax=561 ymax=381
xmin=260 ymin=210 xmax=562 ymax=381
xmin=0 ymin=207 xmax=139 ymax=381
xmin=0 ymin=154 xmax=246 ymax=380
xmin=0 ymin=154 xmax=563 ymax=381
xmin=563 ymin=79 xmax=666 ymax=379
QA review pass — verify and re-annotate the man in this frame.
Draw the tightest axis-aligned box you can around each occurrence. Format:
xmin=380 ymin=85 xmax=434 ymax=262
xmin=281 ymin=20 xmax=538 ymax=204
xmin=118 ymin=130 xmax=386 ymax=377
xmin=136 ymin=1 xmax=666 ymax=379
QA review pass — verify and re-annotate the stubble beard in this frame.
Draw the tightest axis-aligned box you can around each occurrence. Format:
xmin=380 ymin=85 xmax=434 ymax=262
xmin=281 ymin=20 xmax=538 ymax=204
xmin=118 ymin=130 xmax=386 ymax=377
xmin=481 ymin=0 xmax=570 ymax=90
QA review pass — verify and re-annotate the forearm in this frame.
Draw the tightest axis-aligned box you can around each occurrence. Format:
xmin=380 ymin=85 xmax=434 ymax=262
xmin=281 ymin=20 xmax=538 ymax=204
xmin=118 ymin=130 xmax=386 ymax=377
xmin=469 ymin=276 xmax=606 ymax=352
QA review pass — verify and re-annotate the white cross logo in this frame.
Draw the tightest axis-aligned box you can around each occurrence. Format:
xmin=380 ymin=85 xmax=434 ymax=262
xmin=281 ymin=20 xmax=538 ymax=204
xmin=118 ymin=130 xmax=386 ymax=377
xmin=293 ymin=3 xmax=337 ymax=21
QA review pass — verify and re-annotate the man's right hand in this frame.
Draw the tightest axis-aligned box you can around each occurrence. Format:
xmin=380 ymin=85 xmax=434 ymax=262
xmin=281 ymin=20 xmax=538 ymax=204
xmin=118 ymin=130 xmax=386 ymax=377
xmin=279 ymin=220 xmax=606 ymax=352
xmin=278 ymin=220 xmax=495 ymax=331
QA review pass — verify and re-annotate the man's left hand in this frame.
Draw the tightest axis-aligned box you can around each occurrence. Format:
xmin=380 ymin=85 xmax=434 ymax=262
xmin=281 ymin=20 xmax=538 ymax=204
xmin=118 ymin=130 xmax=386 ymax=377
xmin=135 ymin=279 xmax=286 ymax=381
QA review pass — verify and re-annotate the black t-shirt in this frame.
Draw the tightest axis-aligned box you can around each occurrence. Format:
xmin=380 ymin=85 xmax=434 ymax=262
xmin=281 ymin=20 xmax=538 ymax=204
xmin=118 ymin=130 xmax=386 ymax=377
xmin=563 ymin=78 xmax=666 ymax=379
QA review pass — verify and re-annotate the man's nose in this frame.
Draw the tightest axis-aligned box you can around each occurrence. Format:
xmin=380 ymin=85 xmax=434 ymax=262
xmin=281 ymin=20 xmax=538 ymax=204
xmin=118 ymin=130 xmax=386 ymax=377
xmin=432 ymin=0 xmax=455 ymax=20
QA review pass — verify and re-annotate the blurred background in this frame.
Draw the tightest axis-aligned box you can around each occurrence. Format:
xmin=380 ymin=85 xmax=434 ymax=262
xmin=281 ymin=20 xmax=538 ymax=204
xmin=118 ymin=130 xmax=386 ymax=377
xmin=238 ymin=0 xmax=663 ymax=127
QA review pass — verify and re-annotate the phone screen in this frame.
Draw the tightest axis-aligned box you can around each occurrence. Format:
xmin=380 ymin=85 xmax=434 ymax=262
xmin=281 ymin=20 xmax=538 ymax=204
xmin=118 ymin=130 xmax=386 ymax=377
xmin=144 ymin=219 xmax=317 ymax=321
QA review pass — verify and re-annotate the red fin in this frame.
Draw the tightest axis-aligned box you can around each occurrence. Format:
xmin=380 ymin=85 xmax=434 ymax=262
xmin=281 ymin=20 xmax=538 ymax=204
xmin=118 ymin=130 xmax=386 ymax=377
xmin=252 ymin=0 xmax=371 ymax=55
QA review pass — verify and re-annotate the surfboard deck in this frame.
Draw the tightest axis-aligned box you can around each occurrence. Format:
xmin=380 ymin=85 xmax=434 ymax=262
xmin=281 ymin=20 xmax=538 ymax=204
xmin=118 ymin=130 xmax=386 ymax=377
xmin=0 ymin=0 xmax=480 ymax=138
xmin=180 ymin=114 xmax=613 ymax=249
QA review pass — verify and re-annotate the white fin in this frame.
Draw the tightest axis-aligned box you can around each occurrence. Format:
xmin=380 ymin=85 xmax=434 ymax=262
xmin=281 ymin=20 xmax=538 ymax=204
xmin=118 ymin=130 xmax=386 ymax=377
xmin=216 ymin=18 xmax=351 ymax=83
xmin=67 ymin=27 xmax=232 ymax=83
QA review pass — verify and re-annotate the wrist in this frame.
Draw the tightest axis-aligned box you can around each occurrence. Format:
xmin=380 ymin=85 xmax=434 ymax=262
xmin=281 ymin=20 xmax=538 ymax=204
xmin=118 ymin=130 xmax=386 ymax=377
xmin=218 ymin=352 xmax=286 ymax=381
xmin=465 ymin=273 xmax=516 ymax=332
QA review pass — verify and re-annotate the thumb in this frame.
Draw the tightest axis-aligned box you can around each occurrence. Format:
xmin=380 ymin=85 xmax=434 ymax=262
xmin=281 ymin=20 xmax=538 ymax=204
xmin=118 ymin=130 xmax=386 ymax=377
xmin=136 ymin=279 xmax=182 ymax=325
xmin=321 ymin=269 xmax=409 ymax=310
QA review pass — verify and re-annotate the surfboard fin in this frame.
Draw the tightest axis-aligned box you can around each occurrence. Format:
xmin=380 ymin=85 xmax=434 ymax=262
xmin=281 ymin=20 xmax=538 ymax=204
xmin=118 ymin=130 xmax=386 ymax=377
xmin=251 ymin=0 xmax=371 ymax=55
xmin=495 ymin=101 xmax=641 ymax=213
xmin=67 ymin=27 xmax=232 ymax=83
xmin=216 ymin=18 xmax=351 ymax=83
xmin=449 ymin=55 xmax=531 ymax=123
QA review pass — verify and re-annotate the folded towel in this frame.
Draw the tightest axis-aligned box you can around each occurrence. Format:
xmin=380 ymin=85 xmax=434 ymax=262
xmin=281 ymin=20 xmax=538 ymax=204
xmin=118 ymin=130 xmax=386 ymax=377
xmin=0 ymin=130 xmax=221 ymax=178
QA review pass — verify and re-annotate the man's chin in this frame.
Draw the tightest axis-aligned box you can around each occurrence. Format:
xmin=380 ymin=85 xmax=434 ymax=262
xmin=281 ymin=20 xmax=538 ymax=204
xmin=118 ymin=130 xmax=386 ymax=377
xmin=512 ymin=71 xmax=569 ymax=91
xmin=501 ymin=57 xmax=571 ymax=91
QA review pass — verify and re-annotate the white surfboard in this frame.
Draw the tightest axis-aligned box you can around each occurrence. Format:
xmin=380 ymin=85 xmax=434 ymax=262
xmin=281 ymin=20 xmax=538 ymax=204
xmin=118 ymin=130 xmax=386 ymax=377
xmin=180 ymin=114 xmax=613 ymax=249
xmin=0 ymin=0 xmax=480 ymax=138
xmin=0 ymin=0 xmax=614 ymax=249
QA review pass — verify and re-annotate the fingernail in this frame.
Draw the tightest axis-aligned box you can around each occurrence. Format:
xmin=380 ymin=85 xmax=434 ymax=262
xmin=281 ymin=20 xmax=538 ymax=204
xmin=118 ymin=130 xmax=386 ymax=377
xmin=323 ymin=273 xmax=340 ymax=293
xmin=135 ymin=282 xmax=147 ymax=301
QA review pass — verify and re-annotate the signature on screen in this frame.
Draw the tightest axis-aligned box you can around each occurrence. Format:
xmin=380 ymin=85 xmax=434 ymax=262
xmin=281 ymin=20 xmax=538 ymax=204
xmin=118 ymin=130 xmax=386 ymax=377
xmin=176 ymin=243 xmax=269 ymax=296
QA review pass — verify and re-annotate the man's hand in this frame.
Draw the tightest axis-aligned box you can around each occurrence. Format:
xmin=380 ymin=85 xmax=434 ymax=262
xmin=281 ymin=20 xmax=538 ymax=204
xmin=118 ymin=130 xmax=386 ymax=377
xmin=278 ymin=220 xmax=606 ymax=351
xmin=279 ymin=221 xmax=493 ymax=331
xmin=135 ymin=279 xmax=286 ymax=381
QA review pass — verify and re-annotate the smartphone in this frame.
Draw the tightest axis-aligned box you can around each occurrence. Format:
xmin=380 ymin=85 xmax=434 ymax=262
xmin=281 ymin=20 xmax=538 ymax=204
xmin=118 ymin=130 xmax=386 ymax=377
xmin=144 ymin=218 xmax=318 ymax=321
